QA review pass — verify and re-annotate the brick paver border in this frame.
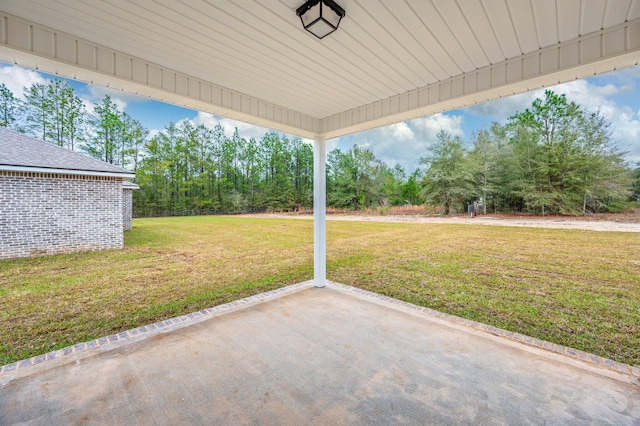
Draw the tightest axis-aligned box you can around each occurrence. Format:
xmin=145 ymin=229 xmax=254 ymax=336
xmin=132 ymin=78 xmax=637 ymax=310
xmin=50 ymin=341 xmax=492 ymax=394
xmin=2 ymin=280 xmax=638 ymax=380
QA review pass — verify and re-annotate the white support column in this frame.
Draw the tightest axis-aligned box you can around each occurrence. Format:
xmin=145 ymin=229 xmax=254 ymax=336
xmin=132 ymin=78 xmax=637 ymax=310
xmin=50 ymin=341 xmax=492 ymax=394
xmin=313 ymin=135 xmax=327 ymax=288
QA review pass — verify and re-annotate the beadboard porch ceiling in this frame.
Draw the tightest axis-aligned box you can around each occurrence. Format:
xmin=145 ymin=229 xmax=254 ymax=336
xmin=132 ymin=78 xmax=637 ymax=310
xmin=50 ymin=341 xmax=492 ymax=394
xmin=0 ymin=0 xmax=639 ymax=139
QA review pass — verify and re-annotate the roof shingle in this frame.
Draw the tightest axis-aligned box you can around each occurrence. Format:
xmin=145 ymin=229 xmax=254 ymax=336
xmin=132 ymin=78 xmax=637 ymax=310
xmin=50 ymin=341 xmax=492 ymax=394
xmin=0 ymin=127 xmax=133 ymax=176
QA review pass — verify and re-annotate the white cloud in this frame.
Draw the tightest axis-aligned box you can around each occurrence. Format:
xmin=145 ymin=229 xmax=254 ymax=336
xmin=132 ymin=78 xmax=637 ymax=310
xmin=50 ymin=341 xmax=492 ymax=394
xmin=111 ymin=98 xmax=127 ymax=113
xmin=148 ymin=128 xmax=162 ymax=140
xmin=614 ymin=65 xmax=640 ymax=79
xmin=553 ymin=79 xmax=614 ymax=111
xmin=552 ymin=79 xmax=640 ymax=163
xmin=0 ymin=65 xmax=47 ymax=98
xmin=86 ymin=86 xmax=135 ymax=112
xmin=614 ymin=107 xmax=640 ymax=163
xmin=187 ymin=111 xmax=315 ymax=145
xmin=390 ymin=122 xmax=414 ymax=141
xmin=463 ymin=74 xmax=636 ymax=123
xmin=462 ymin=90 xmax=541 ymax=123
xmin=191 ymin=112 xmax=270 ymax=140
xmin=410 ymin=113 xmax=464 ymax=138
xmin=80 ymin=98 xmax=96 ymax=115
xmin=342 ymin=113 xmax=465 ymax=172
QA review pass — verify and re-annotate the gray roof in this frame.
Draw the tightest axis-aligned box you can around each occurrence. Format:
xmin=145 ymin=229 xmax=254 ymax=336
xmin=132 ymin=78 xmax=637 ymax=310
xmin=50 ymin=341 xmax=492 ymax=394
xmin=0 ymin=127 xmax=134 ymax=177
xmin=123 ymin=180 xmax=140 ymax=189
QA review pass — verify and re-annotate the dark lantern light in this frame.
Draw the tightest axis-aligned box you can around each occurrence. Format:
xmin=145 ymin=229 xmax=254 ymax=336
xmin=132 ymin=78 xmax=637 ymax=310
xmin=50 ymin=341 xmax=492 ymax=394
xmin=296 ymin=0 xmax=345 ymax=39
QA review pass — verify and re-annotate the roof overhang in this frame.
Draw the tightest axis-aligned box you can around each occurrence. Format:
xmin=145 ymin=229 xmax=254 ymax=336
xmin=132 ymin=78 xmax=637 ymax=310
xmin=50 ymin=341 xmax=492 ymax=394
xmin=0 ymin=165 xmax=136 ymax=179
xmin=122 ymin=181 xmax=140 ymax=190
xmin=0 ymin=2 xmax=639 ymax=140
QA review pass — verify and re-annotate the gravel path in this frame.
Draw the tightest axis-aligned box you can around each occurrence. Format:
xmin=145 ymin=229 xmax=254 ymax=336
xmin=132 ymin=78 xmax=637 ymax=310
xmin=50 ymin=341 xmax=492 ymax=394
xmin=246 ymin=213 xmax=640 ymax=232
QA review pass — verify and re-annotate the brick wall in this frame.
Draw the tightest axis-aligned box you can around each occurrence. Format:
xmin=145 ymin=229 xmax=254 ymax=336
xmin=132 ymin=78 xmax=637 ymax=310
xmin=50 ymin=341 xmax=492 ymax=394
xmin=0 ymin=171 xmax=124 ymax=259
xmin=123 ymin=188 xmax=133 ymax=231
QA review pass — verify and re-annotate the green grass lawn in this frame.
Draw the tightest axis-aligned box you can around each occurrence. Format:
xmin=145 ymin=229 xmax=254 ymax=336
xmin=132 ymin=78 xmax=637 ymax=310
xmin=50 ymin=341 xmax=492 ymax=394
xmin=1 ymin=216 xmax=639 ymax=366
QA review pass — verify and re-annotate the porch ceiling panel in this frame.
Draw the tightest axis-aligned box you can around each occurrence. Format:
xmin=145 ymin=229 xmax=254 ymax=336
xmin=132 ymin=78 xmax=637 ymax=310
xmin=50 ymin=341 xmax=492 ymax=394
xmin=0 ymin=0 xmax=639 ymax=140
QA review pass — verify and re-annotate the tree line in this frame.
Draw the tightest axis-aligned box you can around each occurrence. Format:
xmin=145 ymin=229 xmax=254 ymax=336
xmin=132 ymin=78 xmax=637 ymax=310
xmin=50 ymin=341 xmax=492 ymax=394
xmin=1 ymin=79 xmax=638 ymax=216
xmin=423 ymin=91 xmax=636 ymax=215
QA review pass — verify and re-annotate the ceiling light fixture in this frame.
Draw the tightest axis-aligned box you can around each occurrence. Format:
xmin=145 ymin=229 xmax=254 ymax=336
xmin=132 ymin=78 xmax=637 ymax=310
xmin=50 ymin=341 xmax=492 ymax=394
xmin=296 ymin=0 xmax=345 ymax=39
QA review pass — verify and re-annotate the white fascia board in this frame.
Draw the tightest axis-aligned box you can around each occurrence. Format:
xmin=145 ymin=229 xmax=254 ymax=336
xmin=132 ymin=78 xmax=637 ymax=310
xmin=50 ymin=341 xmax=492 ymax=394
xmin=0 ymin=12 xmax=321 ymax=140
xmin=321 ymin=19 xmax=640 ymax=139
xmin=0 ymin=165 xmax=135 ymax=179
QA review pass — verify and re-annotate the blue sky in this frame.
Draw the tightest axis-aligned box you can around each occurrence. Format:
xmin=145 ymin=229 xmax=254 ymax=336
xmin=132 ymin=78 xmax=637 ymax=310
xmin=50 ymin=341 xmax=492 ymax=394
xmin=1 ymin=62 xmax=639 ymax=173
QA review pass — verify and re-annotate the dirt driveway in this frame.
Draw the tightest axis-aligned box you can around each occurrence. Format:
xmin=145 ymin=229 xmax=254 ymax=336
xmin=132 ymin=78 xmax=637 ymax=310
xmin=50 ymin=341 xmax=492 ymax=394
xmin=247 ymin=212 xmax=640 ymax=232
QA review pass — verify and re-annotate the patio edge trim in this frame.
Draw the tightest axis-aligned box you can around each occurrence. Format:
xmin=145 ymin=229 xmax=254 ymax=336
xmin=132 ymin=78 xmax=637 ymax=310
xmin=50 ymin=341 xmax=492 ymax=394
xmin=325 ymin=281 xmax=640 ymax=380
xmin=0 ymin=280 xmax=313 ymax=376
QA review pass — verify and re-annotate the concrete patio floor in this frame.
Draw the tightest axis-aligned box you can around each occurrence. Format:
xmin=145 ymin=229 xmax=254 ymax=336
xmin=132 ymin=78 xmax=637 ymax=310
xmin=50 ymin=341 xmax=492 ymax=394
xmin=1 ymin=282 xmax=639 ymax=425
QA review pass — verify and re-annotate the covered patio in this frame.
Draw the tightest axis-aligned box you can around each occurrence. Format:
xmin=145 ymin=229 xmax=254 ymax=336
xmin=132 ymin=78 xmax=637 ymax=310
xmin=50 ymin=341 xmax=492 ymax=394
xmin=1 ymin=0 xmax=639 ymax=422
xmin=2 ymin=282 xmax=639 ymax=424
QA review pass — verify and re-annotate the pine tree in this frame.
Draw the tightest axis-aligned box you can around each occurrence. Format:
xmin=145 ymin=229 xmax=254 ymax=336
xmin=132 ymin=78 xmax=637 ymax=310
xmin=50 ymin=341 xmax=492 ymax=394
xmin=0 ymin=83 xmax=21 ymax=130
xmin=85 ymin=95 xmax=123 ymax=164
xmin=46 ymin=79 xmax=87 ymax=149
xmin=23 ymin=83 xmax=51 ymax=142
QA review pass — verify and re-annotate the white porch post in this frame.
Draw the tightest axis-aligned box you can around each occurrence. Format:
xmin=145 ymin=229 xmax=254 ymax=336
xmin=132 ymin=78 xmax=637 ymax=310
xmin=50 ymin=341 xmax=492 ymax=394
xmin=313 ymin=135 xmax=327 ymax=288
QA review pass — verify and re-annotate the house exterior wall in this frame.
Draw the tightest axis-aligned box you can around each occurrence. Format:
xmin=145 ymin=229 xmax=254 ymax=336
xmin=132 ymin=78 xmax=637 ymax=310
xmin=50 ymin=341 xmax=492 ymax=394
xmin=0 ymin=171 xmax=123 ymax=259
xmin=123 ymin=188 xmax=133 ymax=231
